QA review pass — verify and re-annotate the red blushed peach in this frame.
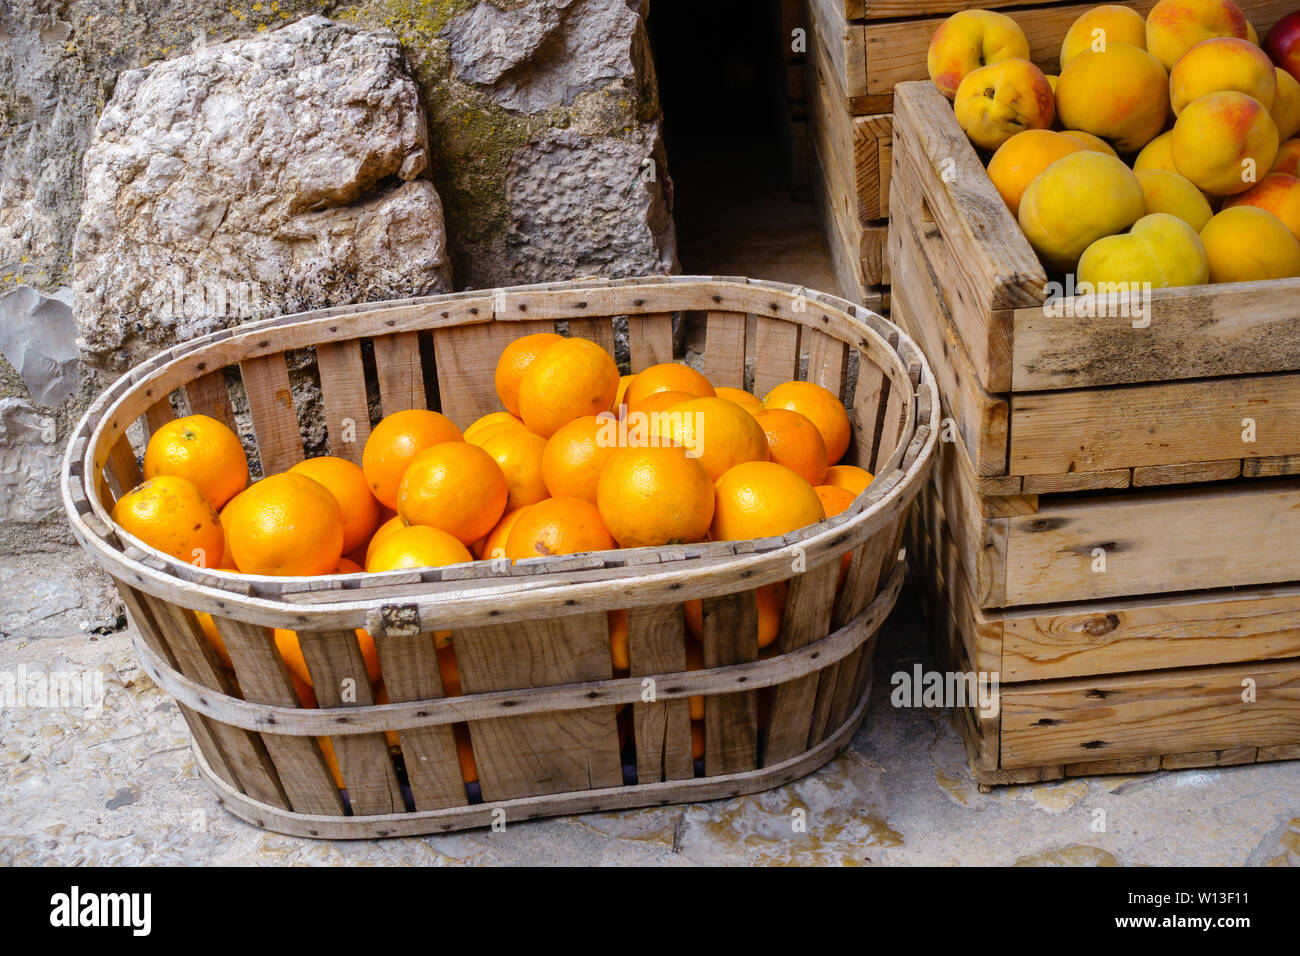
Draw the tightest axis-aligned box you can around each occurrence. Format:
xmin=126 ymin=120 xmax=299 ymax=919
xmin=1169 ymin=37 xmax=1276 ymax=114
xmin=1146 ymin=0 xmax=1250 ymax=71
xmin=954 ymin=59 xmax=1055 ymax=151
xmin=1223 ymin=172 xmax=1300 ymax=239
xmin=1056 ymin=43 xmax=1169 ymax=153
xmin=1271 ymin=138 xmax=1300 ymax=176
xmin=927 ymin=9 xmax=1030 ymax=100
xmin=1172 ymin=90 xmax=1279 ymax=195
xmin=1061 ymin=4 xmax=1148 ymax=69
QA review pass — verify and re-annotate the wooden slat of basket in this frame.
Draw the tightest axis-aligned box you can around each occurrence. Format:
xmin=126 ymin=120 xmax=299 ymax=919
xmin=702 ymin=311 xmax=748 ymax=388
xmin=432 ymin=320 xmax=554 ymax=429
xmin=567 ymin=316 xmax=617 ymax=355
xmin=848 ymin=344 xmax=887 ymax=471
xmin=212 ymin=617 xmax=345 ymax=815
xmin=314 ymin=341 xmax=372 ymax=465
xmin=374 ymin=631 xmax=467 ymax=811
xmin=371 ymin=332 xmax=426 ymax=413
xmin=455 ymin=613 xmax=623 ymax=801
xmin=626 ymin=313 xmax=674 ymax=371
xmin=763 ymin=560 xmax=840 ymax=765
xmin=752 ymin=317 xmax=801 ymax=399
xmin=185 ymin=369 xmax=238 ymax=431
xmin=803 ymin=326 xmax=848 ymax=397
xmin=238 ymin=353 xmax=304 ymax=475
xmin=626 ymin=603 xmax=694 ymax=784
xmin=104 ymin=435 xmax=142 ymax=500
xmin=143 ymin=396 xmax=174 ymax=439
xmin=702 ymin=590 xmax=759 ymax=775
xmin=297 ymin=629 xmax=405 ymax=815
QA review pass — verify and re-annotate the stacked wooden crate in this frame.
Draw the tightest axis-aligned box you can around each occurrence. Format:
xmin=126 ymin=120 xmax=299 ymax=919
xmin=890 ymin=78 xmax=1300 ymax=788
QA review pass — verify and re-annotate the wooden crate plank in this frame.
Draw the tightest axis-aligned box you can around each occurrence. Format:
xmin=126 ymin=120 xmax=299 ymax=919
xmin=371 ymin=331 xmax=426 ymax=414
xmin=626 ymin=313 xmax=674 ymax=371
xmin=1160 ymin=749 xmax=1257 ymax=770
xmin=702 ymin=590 xmax=759 ymax=776
xmin=238 ymin=353 xmax=304 ymax=475
xmin=567 ymin=316 xmax=617 ymax=356
xmin=1133 ymin=460 xmax=1242 ymax=487
xmin=185 ymin=369 xmax=237 ymax=431
xmin=702 ymin=311 xmax=748 ymax=388
xmin=752 ymin=316 xmax=801 ymax=399
xmin=627 ymin=604 xmax=694 ymax=784
xmin=1245 ymin=454 xmax=1300 ymax=478
xmin=1022 ymin=470 xmax=1131 ymax=494
xmin=803 ymin=325 xmax=847 ymax=396
xmin=432 ymin=320 xmax=553 ymax=429
xmin=314 ymin=340 xmax=372 ymax=465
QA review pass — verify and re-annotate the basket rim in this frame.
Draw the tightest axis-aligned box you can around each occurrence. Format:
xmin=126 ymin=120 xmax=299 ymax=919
xmin=62 ymin=275 xmax=939 ymax=630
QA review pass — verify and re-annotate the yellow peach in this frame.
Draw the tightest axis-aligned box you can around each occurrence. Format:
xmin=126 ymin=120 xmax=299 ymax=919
xmin=1060 ymin=129 xmax=1119 ymax=156
xmin=1134 ymin=130 xmax=1179 ymax=172
xmin=987 ymin=130 xmax=1087 ymax=216
xmin=1078 ymin=213 xmax=1209 ymax=288
xmin=1246 ymin=19 xmax=1259 ymax=46
xmin=1270 ymin=69 xmax=1300 ymax=140
xmin=1199 ymin=205 xmax=1300 ymax=280
xmin=1061 ymin=4 xmax=1148 ymax=68
xmin=1171 ymin=90 xmax=1279 ymax=195
xmin=1169 ymin=37 xmax=1276 ymax=114
xmin=927 ymin=9 xmax=1031 ymax=100
xmin=954 ymin=59 xmax=1055 ymax=151
xmin=1271 ymin=138 xmax=1300 ymax=176
xmin=1145 ymin=0 xmax=1250 ymax=71
xmin=1223 ymin=172 xmax=1300 ymax=239
xmin=1136 ymin=169 xmax=1215 ymax=230
xmin=1019 ymin=151 xmax=1146 ymax=271
xmin=1056 ymin=43 xmax=1169 ymax=153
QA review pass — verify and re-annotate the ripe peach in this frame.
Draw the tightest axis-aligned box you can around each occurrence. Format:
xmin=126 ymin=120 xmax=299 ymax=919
xmin=987 ymin=130 xmax=1087 ymax=216
xmin=954 ymin=59 xmax=1055 ymax=151
xmin=1271 ymin=138 xmax=1300 ymax=176
xmin=1019 ymin=151 xmax=1146 ymax=271
xmin=1134 ymin=130 xmax=1178 ymax=172
xmin=1061 ymin=4 xmax=1148 ymax=69
xmin=1199 ymin=205 xmax=1300 ymax=280
xmin=1055 ymin=43 xmax=1169 ymax=153
xmin=1223 ymin=172 xmax=1300 ymax=239
xmin=1169 ymin=37 xmax=1276 ymax=114
xmin=927 ymin=9 xmax=1031 ymax=100
xmin=1061 ymin=129 xmax=1119 ymax=156
xmin=1145 ymin=0 xmax=1250 ymax=71
xmin=1171 ymin=90 xmax=1279 ymax=194
xmin=1078 ymin=213 xmax=1209 ymax=288
xmin=1270 ymin=69 xmax=1300 ymax=140
xmin=1136 ymin=169 xmax=1215 ymax=230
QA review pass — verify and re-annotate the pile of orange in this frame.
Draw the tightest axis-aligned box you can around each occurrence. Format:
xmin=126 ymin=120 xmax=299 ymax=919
xmin=111 ymin=332 xmax=874 ymax=785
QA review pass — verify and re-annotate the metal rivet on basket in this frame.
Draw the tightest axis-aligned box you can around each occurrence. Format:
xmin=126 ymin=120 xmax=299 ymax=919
xmin=377 ymin=604 xmax=421 ymax=637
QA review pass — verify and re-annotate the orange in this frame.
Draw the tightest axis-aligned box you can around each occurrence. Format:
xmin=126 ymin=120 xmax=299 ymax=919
xmin=289 ymin=456 xmax=381 ymax=555
xmin=454 ymin=723 xmax=478 ymax=784
xmin=476 ymin=506 xmax=529 ymax=560
xmin=626 ymin=389 xmax=695 ymax=417
xmin=372 ymin=682 xmax=401 ymax=747
xmin=196 ymin=612 xmax=233 ymax=670
xmin=762 ymin=381 xmax=852 ymax=465
xmin=652 ymin=396 xmax=770 ymax=481
xmin=479 ymin=427 xmax=550 ymax=511
xmin=623 ymin=362 xmax=715 ymax=408
xmin=463 ymin=411 xmax=524 ymax=443
xmin=367 ymin=524 xmax=474 ymax=573
xmin=364 ymin=514 xmax=407 ymax=567
xmin=608 ymin=609 xmax=630 ymax=673
xmin=517 ymin=337 xmax=620 ymax=438
xmin=142 ymin=414 xmax=248 ymax=509
xmin=437 ymin=643 xmax=462 ymax=697
xmin=466 ymin=419 xmax=526 ymax=448
xmin=361 ymin=409 xmax=463 ymax=509
xmin=596 ymin=445 xmax=715 ymax=548
xmin=112 ymin=475 xmax=225 ymax=567
xmin=494 ymin=332 xmax=565 ymax=416
xmin=217 ymin=505 xmax=238 ymax=569
xmin=541 ymin=414 xmax=620 ymax=504
xmin=223 ymin=473 xmax=344 ymax=575
xmin=822 ymin=464 xmax=873 ymax=496
xmin=815 ymin=484 xmax=858 ymax=588
xmin=691 ymin=721 xmax=704 ymax=761
xmin=274 ymin=627 xmax=380 ymax=687
xmin=685 ymin=580 xmax=788 ymax=649
xmin=685 ymin=638 xmax=704 ymax=721
xmin=715 ymin=386 xmax=760 ymax=408
xmin=711 ymin=461 xmax=825 ymax=542
xmin=751 ymin=407 xmax=828 ymax=486
xmin=396 ymin=442 xmax=508 ymax=544
xmin=319 ymin=737 xmax=344 ymax=789
xmin=615 ymin=374 xmax=636 ymax=408
xmin=336 ymin=556 xmax=365 ymax=574
xmin=504 ymin=496 xmax=614 ymax=560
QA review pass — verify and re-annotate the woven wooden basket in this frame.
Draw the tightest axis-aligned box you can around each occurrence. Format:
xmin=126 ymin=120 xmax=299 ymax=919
xmin=61 ymin=275 xmax=938 ymax=838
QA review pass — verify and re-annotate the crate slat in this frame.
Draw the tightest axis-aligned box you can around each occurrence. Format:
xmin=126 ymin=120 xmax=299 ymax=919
xmin=626 ymin=312 xmax=674 ymax=371
xmin=315 ymin=340 xmax=372 ymax=465
xmin=238 ymin=353 xmax=304 ymax=475
xmin=702 ymin=590 xmax=759 ymax=776
xmin=433 ymin=320 xmax=554 ymax=429
xmin=627 ymin=604 xmax=694 ymax=784
xmin=752 ymin=316 xmax=801 ymax=399
xmin=702 ymin=311 xmax=748 ymax=388
xmin=371 ymin=332 xmax=426 ymax=414
xmin=185 ymin=370 xmax=237 ymax=431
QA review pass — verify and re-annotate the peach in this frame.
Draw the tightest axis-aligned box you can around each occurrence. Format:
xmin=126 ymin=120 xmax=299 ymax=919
xmin=987 ymin=130 xmax=1087 ymax=216
xmin=1055 ymin=43 xmax=1169 ymax=153
xmin=1171 ymin=90 xmax=1279 ymax=194
xmin=1270 ymin=69 xmax=1300 ymax=140
xmin=954 ymin=59 xmax=1055 ymax=151
xmin=927 ymin=9 xmax=1031 ymax=100
xmin=1061 ymin=5 xmax=1148 ymax=68
xmin=1078 ymin=213 xmax=1209 ymax=288
xmin=1199 ymin=205 xmax=1300 ymax=280
xmin=1246 ymin=19 xmax=1259 ymax=46
xmin=1061 ymin=129 xmax=1119 ymax=156
xmin=1223 ymin=172 xmax=1300 ymax=239
xmin=1136 ymin=169 xmax=1215 ymax=230
xmin=1145 ymin=0 xmax=1250 ymax=71
xmin=1271 ymin=138 xmax=1300 ymax=176
xmin=1019 ymin=151 xmax=1146 ymax=271
xmin=1134 ymin=130 xmax=1178 ymax=172
xmin=1169 ymin=37 xmax=1276 ymax=115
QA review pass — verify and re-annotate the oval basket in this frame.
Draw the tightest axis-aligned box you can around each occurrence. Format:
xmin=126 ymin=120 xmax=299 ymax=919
xmin=62 ymin=275 xmax=938 ymax=839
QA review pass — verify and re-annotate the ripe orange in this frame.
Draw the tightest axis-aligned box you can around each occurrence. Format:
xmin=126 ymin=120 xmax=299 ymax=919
xmin=223 ymin=473 xmax=344 ymax=575
xmin=372 ymin=682 xmax=401 ymax=747
xmin=454 ymin=723 xmax=478 ymax=784
xmin=364 ymin=514 xmax=407 ymax=567
xmin=751 ymin=407 xmax=828 ymax=486
xmin=691 ymin=721 xmax=704 ymax=761
xmin=685 ymin=580 xmax=788 ymax=649
xmin=596 ymin=445 xmax=715 ymax=548
xmin=541 ymin=414 xmax=620 ymax=503
xmin=361 ymin=409 xmax=463 ymax=509
xmin=615 ymin=374 xmax=636 ymax=408
xmin=494 ymin=332 xmax=565 ymax=415
xmin=517 ymin=337 xmax=620 ymax=438
xmin=367 ymin=524 xmax=474 ymax=572
xmin=504 ymin=496 xmax=614 ymax=559
xmin=142 ymin=414 xmax=248 ymax=509
xmin=626 ymin=388 xmax=695 ymax=417
xmin=337 ymin=556 xmax=365 ymax=574
xmin=273 ymin=627 xmax=380 ymax=687
xmin=477 ymin=506 xmax=530 ymax=560
xmin=289 ymin=456 xmax=381 ymax=555
xmin=623 ymin=362 xmax=715 ymax=408
xmin=608 ymin=609 xmax=629 ymax=673
xmin=762 ymin=381 xmax=852 ymax=465
xmin=463 ymin=411 xmax=524 ymax=443
xmin=685 ymin=637 xmax=704 ymax=720
xmin=479 ymin=427 xmax=549 ymax=511
xmin=822 ymin=464 xmax=873 ymax=496
xmin=217 ymin=505 xmax=239 ymax=569
xmin=196 ymin=612 xmax=233 ymax=670
xmin=396 ymin=442 xmax=508 ymax=544
xmin=816 ymin=484 xmax=857 ymax=588
xmin=711 ymin=461 xmax=825 ymax=541
xmin=655 ymin=396 xmax=769 ymax=481
xmin=112 ymin=475 xmax=225 ymax=567
xmin=715 ymin=386 xmax=760 ymax=408
xmin=466 ymin=419 xmax=526 ymax=448
xmin=437 ymin=643 xmax=462 ymax=697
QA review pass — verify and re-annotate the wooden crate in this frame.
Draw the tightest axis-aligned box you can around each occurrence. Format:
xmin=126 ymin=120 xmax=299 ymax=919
xmin=62 ymin=275 xmax=939 ymax=838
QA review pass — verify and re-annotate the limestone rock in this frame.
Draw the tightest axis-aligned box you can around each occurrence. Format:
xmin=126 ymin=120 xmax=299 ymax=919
xmin=0 ymin=396 xmax=61 ymax=526
xmin=0 ymin=286 xmax=80 ymax=405
xmin=72 ymin=15 xmax=451 ymax=369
